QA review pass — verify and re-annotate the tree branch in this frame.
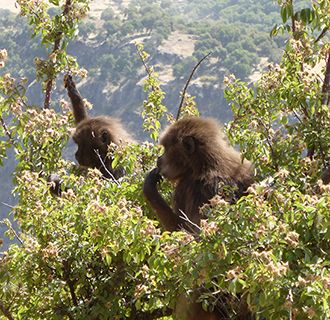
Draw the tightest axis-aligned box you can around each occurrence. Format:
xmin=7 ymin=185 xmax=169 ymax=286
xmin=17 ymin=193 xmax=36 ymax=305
xmin=298 ymin=49 xmax=330 ymax=159
xmin=1 ymin=219 xmax=23 ymax=245
xmin=136 ymin=44 xmax=160 ymax=93
xmin=321 ymin=50 xmax=330 ymax=106
xmin=316 ymin=51 xmax=330 ymax=163
xmin=291 ymin=7 xmax=296 ymax=34
xmin=0 ymin=116 xmax=15 ymax=144
xmin=179 ymin=210 xmax=202 ymax=235
xmin=320 ymin=51 xmax=330 ymax=181
xmin=44 ymin=0 xmax=72 ymax=109
xmin=0 ymin=301 xmax=14 ymax=320
xmin=94 ymin=149 xmax=121 ymax=186
xmin=137 ymin=49 xmax=152 ymax=79
xmin=176 ymin=52 xmax=212 ymax=121
xmin=315 ymin=27 xmax=329 ymax=44
xmin=62 ymin=259 xmax=78 ymax=307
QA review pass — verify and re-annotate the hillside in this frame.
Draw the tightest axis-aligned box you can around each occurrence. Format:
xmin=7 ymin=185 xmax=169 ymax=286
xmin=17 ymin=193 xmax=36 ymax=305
xmin=1 ymin=1 xmax=330 ymax=317
xmin=0 ymin=0 xmax=283 ymax=125
xmin=0 ymin=0 xmax=285 ymax=248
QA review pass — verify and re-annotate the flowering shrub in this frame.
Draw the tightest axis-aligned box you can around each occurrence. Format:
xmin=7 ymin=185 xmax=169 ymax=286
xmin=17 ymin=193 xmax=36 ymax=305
xmin=1 ymin=1 xmax=330 ymax=319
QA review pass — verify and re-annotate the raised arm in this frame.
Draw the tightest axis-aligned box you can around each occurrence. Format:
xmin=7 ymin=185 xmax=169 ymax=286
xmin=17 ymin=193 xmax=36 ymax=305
xmin=64 ymin=75 xmax=88 ymax=124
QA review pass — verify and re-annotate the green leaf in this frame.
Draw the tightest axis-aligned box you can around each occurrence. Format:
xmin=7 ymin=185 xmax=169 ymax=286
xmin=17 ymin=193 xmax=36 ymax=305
xmin=281 ymin=6 xmax=288 ymax=23
xmin=300 ymin=8 xmax=314 ymax=24
xmin=49 ymin=0 xmax=59 ymax=6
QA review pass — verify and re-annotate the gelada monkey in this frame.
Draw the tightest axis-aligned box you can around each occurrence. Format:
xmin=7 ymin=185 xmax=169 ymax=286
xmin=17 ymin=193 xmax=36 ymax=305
xmin=143 ymin=116 xmax=253 ymax=232
xmin=65 ymin=75 xmax=133 ymax=179
xmin=143 ymin=116 xmax=254 ymax=320
xmin=49 ymin=75 xmax=133 ymax=195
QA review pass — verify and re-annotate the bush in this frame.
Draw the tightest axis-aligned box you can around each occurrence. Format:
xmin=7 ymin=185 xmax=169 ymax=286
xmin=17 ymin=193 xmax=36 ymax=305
xmin=1 ymin=1 xmax=330 ymax=319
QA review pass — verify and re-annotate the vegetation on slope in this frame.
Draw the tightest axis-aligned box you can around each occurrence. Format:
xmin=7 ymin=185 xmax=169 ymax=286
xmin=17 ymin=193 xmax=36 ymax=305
xmin=1 ymin=0 xmax=330 ymax=319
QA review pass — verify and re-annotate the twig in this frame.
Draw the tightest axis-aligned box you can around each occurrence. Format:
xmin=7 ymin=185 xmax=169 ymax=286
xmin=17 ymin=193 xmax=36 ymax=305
xmin=94 ymin=149 xmax=120 ymax=186
xmin=10 ymin=85 xmax=28 ymax=109
xmin=291 ymin=7 xmax=296 ymax=35
xmin=179 ymin=210 xmax=202 ymax=235
xmin=0 ymin=301 xmax=14 ymax=320
xmin=292 ymin=109 xmax=303 ymax=124
xmin=1 ymin=202 xmax=15 ymax=209
xmin=62 ymin=260 xmax=78 ymax=307
xmin=137 ymin=48 xmax=152 ymax=79
xmin=176 ymin=52 xmax=212 ymax=121
xmin=44 ymin=0 xmax=72 ymax=109
xmin=319 ymin=51 xmax=330 ymax=176
xmin=0 ymin=116 xmax=15 ymax=144
xmin=136 ymin=45 xmax=160 ymax=93
xmin=0 ymin=220 xmax=23 ymax=245
xmin=255 ymin=118 xmax=278 ymax=171
xmin=321 ymin=50 xmax=330 ymax=106
xmin=315 ymin=27 xmax=329 ymax=44
xmin=310 ymin=50 xmax=330 ymax=160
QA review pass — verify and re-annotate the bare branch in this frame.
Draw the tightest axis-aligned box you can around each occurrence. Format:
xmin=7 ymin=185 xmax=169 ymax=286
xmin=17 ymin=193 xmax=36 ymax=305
xmin=94 ymin=149 xmax=121 ymax=186
xmin=321 ymin=50 xmax=330 ymax=106
xmin=179 ymin=209 xmax=202 ymax=235
xmin=315 ymin=27 xmax=329 ymax=44
xmin=176 ymin=52 xmax=212 ymax=121
xmin=1 ymin=202 xmax=15 ymax=209
xmin=315 ymin=51 xmax=330 ymax=162
xmin=0 ymin=116 xmax=15 ymax=144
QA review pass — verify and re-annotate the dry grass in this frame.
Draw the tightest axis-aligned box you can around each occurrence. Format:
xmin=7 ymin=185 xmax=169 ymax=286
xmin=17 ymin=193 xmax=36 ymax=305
xmin=159 ymin=30 xmax=196 ymax=58
xmin=0 ymin=0 xmax=19 ymax=12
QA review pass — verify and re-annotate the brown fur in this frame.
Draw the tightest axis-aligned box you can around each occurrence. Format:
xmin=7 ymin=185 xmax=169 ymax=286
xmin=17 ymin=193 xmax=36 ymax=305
xmin=144 ymin=116 xmax=253 ymax=232
xmin=143 ymin=116 xmax=254 ymax=320
xmin=175 ymin=293 xmax=219 ymax=320
xmin=65 ymin=75 xmax=133 ymax=179
xmin=322 ymin=165 xmax=330 ymax=184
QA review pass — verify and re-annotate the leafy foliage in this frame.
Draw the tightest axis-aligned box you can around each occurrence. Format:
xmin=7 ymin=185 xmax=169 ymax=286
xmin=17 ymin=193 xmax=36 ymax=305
xmin=137 ymin=43 xmax=169 ymax=142
xmin=1 ymin=1 xmax=330 ymax=320
xmin=16 ymin=0 xmax=89 ymax=108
